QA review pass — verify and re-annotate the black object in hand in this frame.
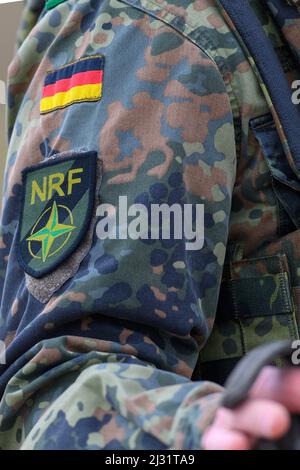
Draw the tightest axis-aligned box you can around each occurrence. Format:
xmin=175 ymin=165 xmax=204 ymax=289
xmin=222 ymin=340 xmax=300 ymax=450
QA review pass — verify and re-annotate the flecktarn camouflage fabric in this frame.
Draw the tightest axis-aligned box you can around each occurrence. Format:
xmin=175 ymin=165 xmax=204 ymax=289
xmin=0 ymin=0 xmax=300 ymax=449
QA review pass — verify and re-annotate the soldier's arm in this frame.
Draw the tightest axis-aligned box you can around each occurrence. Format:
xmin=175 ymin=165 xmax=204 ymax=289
xmin=0 ymin=0 xmax=237 ymax=449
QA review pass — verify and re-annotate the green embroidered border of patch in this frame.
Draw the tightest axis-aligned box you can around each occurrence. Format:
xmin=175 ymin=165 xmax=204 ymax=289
xmin=46 ymin=0 xmax=67 ymax=11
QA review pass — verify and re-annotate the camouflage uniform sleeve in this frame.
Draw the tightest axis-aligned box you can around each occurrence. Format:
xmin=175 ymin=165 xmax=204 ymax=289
xmin=0 ymin=337 xmax=224 ymax=450
xmin=0 ymin=0 xmax=237 ymax=450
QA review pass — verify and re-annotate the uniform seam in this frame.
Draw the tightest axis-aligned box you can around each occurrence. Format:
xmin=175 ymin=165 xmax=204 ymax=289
xmin=120 ymin=0 xmax=214 ymax=62
xmin=278 ymin=272 xmax=290 ymax=313
xmin=276 ymin=257 xmax=297 ymax=340
xmin=230 ymin=278 xmax=246 ymax=355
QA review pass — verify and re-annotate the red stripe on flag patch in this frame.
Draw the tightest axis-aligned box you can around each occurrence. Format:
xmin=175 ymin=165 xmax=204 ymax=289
xmin=42 ymin=70 xmax=104 ymax=98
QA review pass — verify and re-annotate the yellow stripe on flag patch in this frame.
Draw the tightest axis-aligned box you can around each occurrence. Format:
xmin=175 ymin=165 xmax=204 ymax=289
xmin=40 ymin=83 xmax=102 ymax=114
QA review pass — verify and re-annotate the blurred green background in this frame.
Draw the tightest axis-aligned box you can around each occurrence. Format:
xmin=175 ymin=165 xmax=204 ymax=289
xmin=0 ymin=1 xmax=24 ymax=200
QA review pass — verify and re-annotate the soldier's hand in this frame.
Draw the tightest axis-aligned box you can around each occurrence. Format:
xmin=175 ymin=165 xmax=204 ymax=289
xmin=202 ymin=366 xmax=300 ymax=450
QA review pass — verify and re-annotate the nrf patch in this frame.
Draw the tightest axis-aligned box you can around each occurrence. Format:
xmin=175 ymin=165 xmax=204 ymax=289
xmin=17 ymin=152 xmax=97 ymax=278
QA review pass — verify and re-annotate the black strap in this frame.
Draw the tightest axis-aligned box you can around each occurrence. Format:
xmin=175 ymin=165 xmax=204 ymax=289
xmin=218 ymin=0 xmax=300 ymax=173
xmin=223 ymin=340 xmax=294 ymax=408
xmin=222 ymin=340 xmax=300 ymax=450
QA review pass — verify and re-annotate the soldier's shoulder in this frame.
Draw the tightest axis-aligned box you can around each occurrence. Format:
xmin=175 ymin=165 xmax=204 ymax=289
xmin=18 ymin=0 xmax=227 ymax=57
xmin=119 ymin=0 xmax=231 ymax=67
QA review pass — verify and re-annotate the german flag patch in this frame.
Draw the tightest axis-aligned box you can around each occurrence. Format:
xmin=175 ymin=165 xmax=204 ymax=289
xmin=40 ymin=55 xmax=104 ymax=114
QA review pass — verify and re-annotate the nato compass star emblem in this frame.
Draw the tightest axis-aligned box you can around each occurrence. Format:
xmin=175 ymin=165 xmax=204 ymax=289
xmin=17 ymin=152 xmax=97 ymax=278
xmin=27 ymin=201 xmax=76 ymax=262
